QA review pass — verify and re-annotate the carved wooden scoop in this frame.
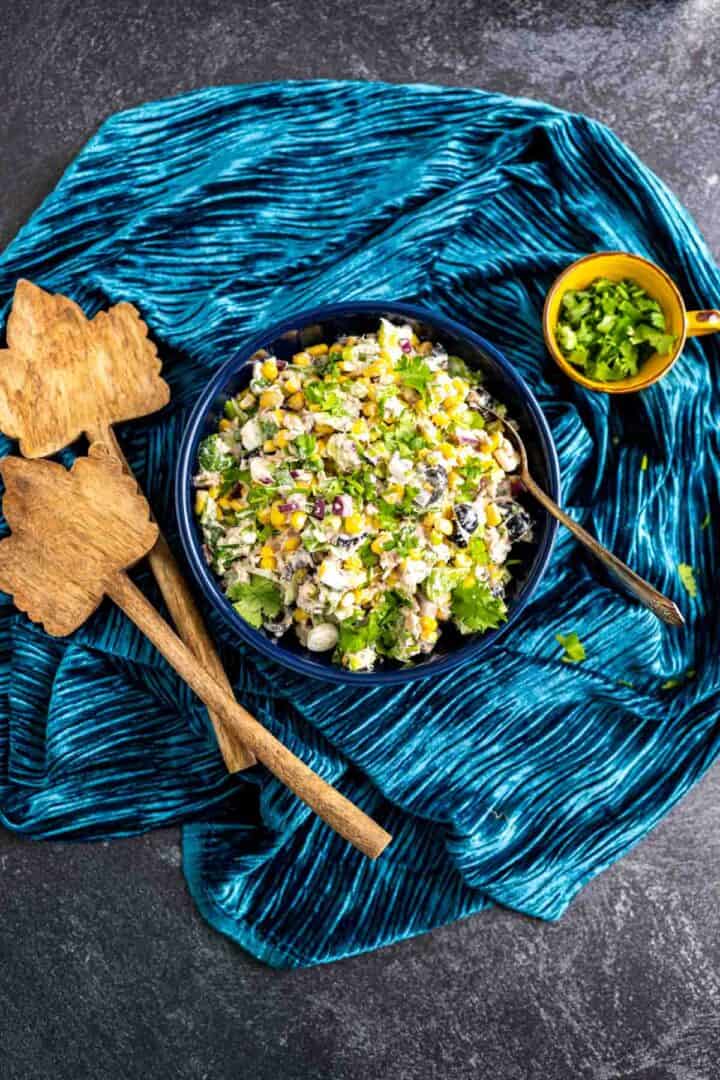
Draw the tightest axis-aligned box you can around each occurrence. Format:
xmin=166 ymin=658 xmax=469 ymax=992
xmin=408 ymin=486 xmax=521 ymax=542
xmin=0 ymin=450 xmax=391 ymax=859
xmin=0 ymin=280 xmax=253 ymax=770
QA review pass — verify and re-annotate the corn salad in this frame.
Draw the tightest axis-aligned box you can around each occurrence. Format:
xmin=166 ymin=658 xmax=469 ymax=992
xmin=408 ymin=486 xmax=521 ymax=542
xmin=194 ymin=319 xmax=533 ymax=671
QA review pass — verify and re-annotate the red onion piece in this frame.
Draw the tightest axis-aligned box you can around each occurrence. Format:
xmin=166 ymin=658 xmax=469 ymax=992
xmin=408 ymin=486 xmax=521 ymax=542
xmin=312 ymin=498 xmax=326 ymax=520
xmin=400 ymin=339 xmax=412 ymax=354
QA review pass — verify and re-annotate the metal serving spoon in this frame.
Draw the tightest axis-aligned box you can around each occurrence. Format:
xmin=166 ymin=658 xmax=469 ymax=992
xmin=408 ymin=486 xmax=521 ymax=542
xmin=487 ymin=410 xmax=685 ymax=627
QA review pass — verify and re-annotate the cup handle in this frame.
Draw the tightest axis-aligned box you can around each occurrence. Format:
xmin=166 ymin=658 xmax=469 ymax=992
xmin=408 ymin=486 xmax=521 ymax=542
xmin=687 ymin=309 xmax=720 ymax=337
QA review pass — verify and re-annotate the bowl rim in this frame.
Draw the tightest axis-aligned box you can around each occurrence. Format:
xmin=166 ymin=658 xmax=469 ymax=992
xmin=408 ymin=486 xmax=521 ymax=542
xmin=542 ymin=250 xmax=688 ymax=394
xmin=175 ymin=300 xmax=561 ymax=686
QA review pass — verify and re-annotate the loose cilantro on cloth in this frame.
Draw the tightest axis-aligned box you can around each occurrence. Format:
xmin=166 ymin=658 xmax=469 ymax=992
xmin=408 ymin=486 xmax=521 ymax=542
xmin=556 ymin=631 xmax=586 ymax=663
xmin=556 ymin=277 xmax=674 ymax=382
xmin=228 ymin=575 xmax=282 ymax=628
xmin=677 ymin=563 xmax=697 ymax=598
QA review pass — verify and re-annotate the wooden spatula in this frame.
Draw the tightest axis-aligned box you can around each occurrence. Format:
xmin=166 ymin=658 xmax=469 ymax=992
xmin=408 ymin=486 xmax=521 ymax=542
xmin=0 ymin=280 xmax=253 ymax=771
xmin=0 ymin=448 xmax=391 ymax=859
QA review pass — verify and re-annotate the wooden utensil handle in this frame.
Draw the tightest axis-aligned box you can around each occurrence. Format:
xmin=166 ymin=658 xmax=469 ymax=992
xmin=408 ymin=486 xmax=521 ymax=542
xmin=86 ymin=425 xmax=254 ymax=771
xmin=522 ymin=473 xmax=685 ymax=627
xmin=106 ymin=571 xmax=391 ymax=859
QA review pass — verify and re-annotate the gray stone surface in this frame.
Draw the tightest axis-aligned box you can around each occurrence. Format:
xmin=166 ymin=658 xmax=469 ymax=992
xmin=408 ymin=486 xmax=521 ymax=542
xmin=1 ymin=2 xmax=719 ymax=1077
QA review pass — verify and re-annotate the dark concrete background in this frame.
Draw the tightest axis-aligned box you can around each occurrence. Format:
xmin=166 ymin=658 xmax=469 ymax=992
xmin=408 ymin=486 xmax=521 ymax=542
xmin=1 ymin=2 xmax=719 ymax=1078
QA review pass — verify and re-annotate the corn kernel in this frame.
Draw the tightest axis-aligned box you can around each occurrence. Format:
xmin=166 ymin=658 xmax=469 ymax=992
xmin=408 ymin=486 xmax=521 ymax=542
xmin=316 ymin=438 xmax=327 ymax=454
xmin=486 ymin=503 xmax=501 ymax=527
xmin=429 ymin=530 xmax=444 ymax=545
xmin=194 ymin=491 xmax=208 ymax=515
xmin=260 ymin=388 xmax=281 ymax=410
xmin=351 ymin=418 xmax=367 ymax=436
xmin=283 ymin=536 xmax=301 ymax=552
xmin=416 ymin=399 xmax=427 ymax=415
xmin=208 ymin=485 xmax=220 ymax=499
xmin=437 ymin=518 xmax=454 ymax=536
xmin=293 ymin=351 xmax=312 ymax=367
xmin=294 ymin=608 xmax=310 ymax=622
xmin=216 ymin=505 xmax=224 ymax=520
xmin=274 ymin=430 xmax=291 ymax=449
xmin=344 ymin=554 xmax=363 ymax=572
xmin=260 ymin=544 xmax=274 ymax=559
xmin=370 ymin=536 xmax=385 ymax=555
xmin=315 ymin=423 xmax=334 ymax=436
xmin=462 ymin=575 xmax=476 ymax=589
xmin=439 ymin=442 xmax=455 ymax=459
xmin=287 ymin=391 xmax=305 ymax=411
xmin=443 ymin=395 xmax=460 ymax=412
xmin=261 ymin=359 xmax=278 ymax=381
xmin=454 ymin=552 xmax=472 ymax=569
xmin=295 ymin=479 xmax=312 ymax=490
xmin=344 ymin=513 xmax=364 ymax=536
xmin=420 ymin=615 xmax=437 ymax=634
xmin=489 ymin=431 xmax=501 ymax=451
xmin=433 ymin=411 xmax=450 ymax=428
xmin=218 ymin=418 xmax=233 ymax=431
xmin=489 ymin=565 xmax=503 ymax=584
xmin=263 ymin=439 xmax=276 ymax=453
xmin=307 ymin=343 xmax=328 ymax=356
xmin=290 ymin=510 xmax=307 ymax=531
xmin=361 ymin=401 xmax=378 ymax=418
xmin=423 ymin=513 xmax=438 ymax=529
xmin=257 ymin=507 xmax=272 ymax=525
xmin=270 ymin=506 xmax=287 ymax=529
xmin=229 ymin=499 xmax=245 ymax=511
xmin=284 ymin=374 xmax=301 ymax=395
xmin=260 ymin=554 xmax=276 ymax=570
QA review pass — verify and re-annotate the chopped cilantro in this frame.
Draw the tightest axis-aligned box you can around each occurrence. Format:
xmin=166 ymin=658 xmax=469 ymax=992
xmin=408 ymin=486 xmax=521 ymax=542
xmin=451 ymin=580 xmax=507 ymax=633
xmin=556 ymin=631 xmax=586 ymax=663
xmin=228 ymin=575 xmax=282 ymax=629
xmin=198 ymin=434 xmax=234 ymax=473
xmin=556 ymin=278 xmax=675 ymax=382
xmin=677 ymin=563 xmax=697 ymax=599
xmin=466 ymin=535 xmax=489 ymax=565
xmin=304 ymin=380 xmax=344 ymax=414
xmin=337 ymin=591 xmax=407 ymax=656
xmin=447 ymin=355 xmax=474 ymax=380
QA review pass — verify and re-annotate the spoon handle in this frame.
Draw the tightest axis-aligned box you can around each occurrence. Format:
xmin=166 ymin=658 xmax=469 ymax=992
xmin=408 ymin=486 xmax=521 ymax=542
xmin=86 ymin=425 xmax=255 ymax=771
xmin=521 ymin=472 xmax=685 ymax=627
xmin=106 ymin=570 xmax=392 ymax=860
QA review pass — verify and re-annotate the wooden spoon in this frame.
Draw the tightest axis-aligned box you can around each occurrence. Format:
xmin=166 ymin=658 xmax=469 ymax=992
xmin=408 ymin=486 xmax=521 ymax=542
xmin=486 ymin=409 xmax=684 ymax=626
xmin=0 ymin=280 xmax=254 ymax=770
xmin=0 ymin=449 xmax=391 ymax=859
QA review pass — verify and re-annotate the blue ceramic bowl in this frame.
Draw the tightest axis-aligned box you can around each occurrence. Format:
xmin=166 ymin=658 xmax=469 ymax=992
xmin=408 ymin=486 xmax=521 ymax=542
xmin=176 ymin=302 xmax=560 ymax=686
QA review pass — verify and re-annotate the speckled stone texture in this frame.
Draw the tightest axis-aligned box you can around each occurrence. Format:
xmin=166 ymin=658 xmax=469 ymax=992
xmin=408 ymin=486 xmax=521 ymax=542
xmin=1 ymin=2 xmax=719 ymax=1078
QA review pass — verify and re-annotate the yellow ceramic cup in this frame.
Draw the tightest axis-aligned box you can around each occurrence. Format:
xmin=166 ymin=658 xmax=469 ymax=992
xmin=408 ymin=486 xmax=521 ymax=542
xmin=543 ymin=251 xmax=720 ymax=394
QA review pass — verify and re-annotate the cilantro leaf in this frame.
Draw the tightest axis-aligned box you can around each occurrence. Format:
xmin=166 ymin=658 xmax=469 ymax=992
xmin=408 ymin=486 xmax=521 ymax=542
xmin=451 ymin=580 xmax=507 ymax=634
xmin=677 ymin=563 xmax=697 ymax=599
xmin=556 ymin=631 xmax=586 ymax=663
xmin=397 ymin=355 xmax=434 ymax=399
xmin=293 ymin=433 xmax=317 ymax=458
xmin=228 ymin=575 xmax=282 ymax=628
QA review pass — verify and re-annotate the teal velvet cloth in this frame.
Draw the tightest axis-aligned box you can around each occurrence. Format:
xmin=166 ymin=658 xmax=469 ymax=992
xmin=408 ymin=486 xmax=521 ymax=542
xmin=0 ymin=82 xmax=718 ymax=968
